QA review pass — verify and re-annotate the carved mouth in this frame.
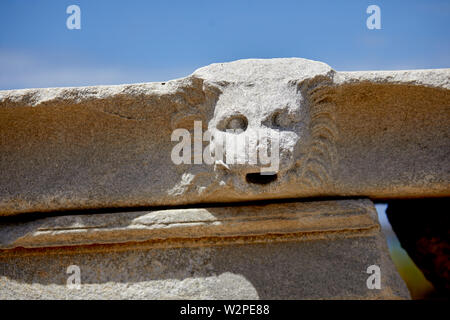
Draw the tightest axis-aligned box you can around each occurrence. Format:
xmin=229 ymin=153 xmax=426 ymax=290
xmin=245 ymin=172 xmax=278 ymax=185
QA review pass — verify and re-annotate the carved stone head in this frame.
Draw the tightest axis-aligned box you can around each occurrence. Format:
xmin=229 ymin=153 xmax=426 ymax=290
xmin=170 ymin=58 xmax=337 ymax=198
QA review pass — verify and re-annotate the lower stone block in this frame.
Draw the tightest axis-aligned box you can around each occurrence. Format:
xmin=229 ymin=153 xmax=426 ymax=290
xmin=0 ymin=199 xmax=410 ymax=299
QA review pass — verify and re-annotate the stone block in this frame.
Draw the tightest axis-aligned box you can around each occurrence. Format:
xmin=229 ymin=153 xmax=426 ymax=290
xmin=0 ymin=58 xmax=448 ymax=216
xmin=0 ymin=199 xmax=410 ymax=299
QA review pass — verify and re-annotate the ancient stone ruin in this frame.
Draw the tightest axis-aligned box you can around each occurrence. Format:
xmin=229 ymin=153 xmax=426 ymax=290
xmin=0 ymin=58 xmax=448 ymax=299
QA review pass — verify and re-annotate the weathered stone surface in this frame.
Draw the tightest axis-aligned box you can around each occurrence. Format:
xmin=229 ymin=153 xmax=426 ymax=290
xmin=0 ymin=58 xmax=449 ymax=215
xmin=0 ymin=237 xmax=408 ymax=300
xmin=0 ymin=199 xmax=410 ymax=299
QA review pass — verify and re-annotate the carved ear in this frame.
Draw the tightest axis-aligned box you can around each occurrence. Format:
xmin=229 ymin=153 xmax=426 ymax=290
xmin=296 ymin=76 xmax=338 ymax=188
xmin=170 ymin=77 xmax=221 ymax=132
xmin=297 ymin=74 xmax=334 ymax=97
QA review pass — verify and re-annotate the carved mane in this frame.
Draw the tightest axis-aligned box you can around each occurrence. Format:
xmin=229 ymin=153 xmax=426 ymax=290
xmin=296 ymin=77 xmax=338 ymax=188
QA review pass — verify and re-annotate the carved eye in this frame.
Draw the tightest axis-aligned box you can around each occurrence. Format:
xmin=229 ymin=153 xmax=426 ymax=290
xmin=218 ymin=115 xmax=248 ymax=132
xmin=272 ymin=111 xmax=292 ymax=128
xmin=272 ymin=112 xmax=283 ymax=127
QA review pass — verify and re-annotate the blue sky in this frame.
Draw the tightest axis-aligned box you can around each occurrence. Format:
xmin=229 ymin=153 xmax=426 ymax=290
xmin=1 ymin=0 xmax=449 ymax=89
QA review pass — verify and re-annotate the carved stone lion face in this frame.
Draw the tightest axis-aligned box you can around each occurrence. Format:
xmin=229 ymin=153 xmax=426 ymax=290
xmin=208 ymin=81 xmax=310 ymax=186
xmin=169 ymin=59 xmax=337 ymax=197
